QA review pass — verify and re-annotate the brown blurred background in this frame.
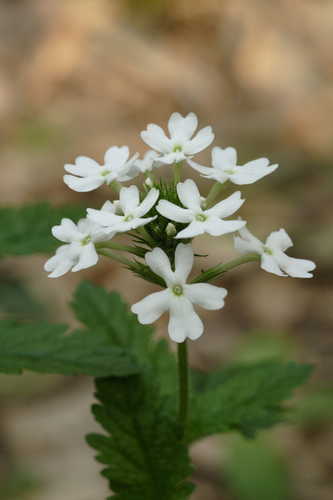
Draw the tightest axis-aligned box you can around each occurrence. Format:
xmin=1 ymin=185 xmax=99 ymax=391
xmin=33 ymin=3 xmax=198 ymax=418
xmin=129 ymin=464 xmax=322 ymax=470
xmin=0 ymin=1 xmax=332 ymax=499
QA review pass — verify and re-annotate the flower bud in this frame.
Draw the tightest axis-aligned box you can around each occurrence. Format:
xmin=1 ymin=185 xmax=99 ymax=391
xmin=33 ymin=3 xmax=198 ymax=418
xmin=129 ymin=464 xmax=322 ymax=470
xmin=166 ymin=223 xmax=177 ymax=237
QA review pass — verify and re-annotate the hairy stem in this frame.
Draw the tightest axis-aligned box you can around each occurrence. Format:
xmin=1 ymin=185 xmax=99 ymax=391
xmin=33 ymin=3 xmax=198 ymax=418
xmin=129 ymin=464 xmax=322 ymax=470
xmin=97 ymin=241 xmax=146 ymax=258
xmin=205 ymin=181 xmax=228 ymax=207
xmin=177 ymin=340 xmax=189 ymax=437
xmin=173 ymin=161 xmax=183 ymax=184
xmin=191 ymin=253 xmax=260 ymax=283
xmin=98 ymin=248 xmax=133 ymax=267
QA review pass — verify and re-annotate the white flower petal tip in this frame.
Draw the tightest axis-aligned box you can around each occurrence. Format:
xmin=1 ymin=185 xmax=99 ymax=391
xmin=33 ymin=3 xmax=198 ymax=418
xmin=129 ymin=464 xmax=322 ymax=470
xmin=234 ymin=226 xmax=316 ymax=278
xmin=131 ymin=243 xmax=227 ymax=342
xmin=63 ymin=146 xmax=139 ymax=192
xmin=189 ymin=146 xmax=279 ymax=185
xmin=87 ymin=186 xmax=159 ymax=233
xmin=157 ymin=179 xmax=245 ymax=239
xmin=140 ymin=112 xmax=214 ymax=164
xmin=45 ymin=217 xmax=114 ymax=278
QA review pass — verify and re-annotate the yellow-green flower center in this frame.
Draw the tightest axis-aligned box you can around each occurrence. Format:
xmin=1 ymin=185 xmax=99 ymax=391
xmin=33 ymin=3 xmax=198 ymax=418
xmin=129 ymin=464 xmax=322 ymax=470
xmin=172 ymin=284 xmax=183 ymax=296
xmin=81 ymin=235 xmax=92 ymax=246
xmin=195 ymin=213 xmax=207 ymax=222
xmin=173 ymin=145 xmax=182 ymax=152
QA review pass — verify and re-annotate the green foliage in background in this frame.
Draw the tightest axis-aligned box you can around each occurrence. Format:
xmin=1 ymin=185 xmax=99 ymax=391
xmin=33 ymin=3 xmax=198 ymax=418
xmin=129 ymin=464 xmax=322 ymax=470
xmin=0 ymin=281 xmax=313 ymax=499
xmin=0 ymin=203 xmax=84 ymax=257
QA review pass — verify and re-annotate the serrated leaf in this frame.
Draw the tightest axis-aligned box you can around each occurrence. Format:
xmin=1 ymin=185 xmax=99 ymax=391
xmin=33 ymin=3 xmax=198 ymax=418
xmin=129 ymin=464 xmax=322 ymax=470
xmin=71 ymin=282 xmax=178 ymax=396
xmin=0 ymin=320 xmax=138 ymax=377
xmin=87 ymin=375 xmax=194 ymax=500
xmin=188 ymin=361 xmax=313 ymax=442
xmin=0 ymin=202 xmax=84 ymax=257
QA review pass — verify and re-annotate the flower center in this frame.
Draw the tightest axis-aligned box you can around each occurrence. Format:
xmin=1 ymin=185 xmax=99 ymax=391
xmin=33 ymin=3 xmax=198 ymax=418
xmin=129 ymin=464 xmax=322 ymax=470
xmin=195 ymin=213 xmax=207 ymax=222
xmin=124 ymin=214 xmax=134 ymax=222
xmin=81 ymin=235 xmax=92 ymax=246
xmin=173 ymin=145 xmax=182 ymax=152
xmin=225 ymin=169 xmax=235 ymax=174
xmin=263 ymin=246 xmax=273 ymax=255
xmin=172 ymin=284 xmax=183 ymax=296
xmin=101 ymin=168 xmax=110 ymax=177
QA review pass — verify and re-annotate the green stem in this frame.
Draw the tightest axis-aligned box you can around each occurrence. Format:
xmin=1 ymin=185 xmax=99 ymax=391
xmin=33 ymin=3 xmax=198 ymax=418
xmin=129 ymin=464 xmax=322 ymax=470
xmin=191 ymin=253 xmax=260 ymax=283
xmin=205 ymin=181 xmax=228 ymax=208
xmin=173 ymin=162 xmax=183 ymax=185
xmin=177 ymin=340 xmax=189 ymax=437
xmin=98 ymin=248 xmax=133 ymax=267
xmin=97 ymin=241 xmax=146 ymax=258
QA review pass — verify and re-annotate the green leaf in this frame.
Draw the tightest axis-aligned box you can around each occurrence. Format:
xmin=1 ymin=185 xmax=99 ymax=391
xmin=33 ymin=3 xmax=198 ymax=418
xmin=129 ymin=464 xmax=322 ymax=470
xmin=71 ymin=282 xmax=178 ymax=395
xmin=188 ymin=361 xmax=313 ymax=442
xmin=87 ymin=375 xmax=194 ymax=500
xmin=0 ymin=202 xmax=84 ymax=257
xmin=0 ymin=321 xmax=138 ymax=377
xmin=225 ymin=436 xmax=292 ymax=500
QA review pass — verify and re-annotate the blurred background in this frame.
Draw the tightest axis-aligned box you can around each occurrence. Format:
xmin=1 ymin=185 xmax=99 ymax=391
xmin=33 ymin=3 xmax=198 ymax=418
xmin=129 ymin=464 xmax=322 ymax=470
xmin=0 ymin=1 xmax=332 ymax=499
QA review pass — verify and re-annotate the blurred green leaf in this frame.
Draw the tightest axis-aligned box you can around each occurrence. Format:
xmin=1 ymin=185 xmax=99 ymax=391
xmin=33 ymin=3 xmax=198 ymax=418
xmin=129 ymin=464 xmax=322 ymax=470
xmin=0 ymin=275 xmax=46 ymax=321
xmin=225 ymin=436 xmax=292 ymax=500
xmin=189 ymin=361 xmax=313 ymax=442
xmin=0 ymin=202 xmax=85 ymax=257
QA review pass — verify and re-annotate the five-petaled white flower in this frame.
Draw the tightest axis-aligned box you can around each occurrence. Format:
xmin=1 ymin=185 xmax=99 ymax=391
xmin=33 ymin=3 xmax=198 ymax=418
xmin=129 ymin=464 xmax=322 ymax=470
xmin=140 ymin=112 xmax=214 ymax=165
xmin=189 ymin=146 xmax=278 ymax=185
xmin=234 ymin=226 xmax=316 ymax=278
xmin=64 ymin=146 xmax=138 ymax=192
xmin=156 ymin=179 xmax=246 ymax=239
xmin=131 ymin=243 xmax=227 ymax=342
xmin=87 ymin=185 xmax=159 ymax=232
xmin=44 ymin=212 xmax=114 ymax=278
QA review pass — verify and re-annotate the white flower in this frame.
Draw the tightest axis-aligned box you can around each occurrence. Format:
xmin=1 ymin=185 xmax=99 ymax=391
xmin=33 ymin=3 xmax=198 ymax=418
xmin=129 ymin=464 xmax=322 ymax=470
xmin=234 ymin=226 xmax=316 ymax=278
xmin=156 ymin=179 xmax=246 ymax=239
xmin=44 ymin=212 xmax=114 ymax=278
xmin=63 ymin=146 xmax=139 ymax=192
xmin=134 ymin=150 xmax=161 ymax=173
xmin=189 ymin=146 xmax=278 ymax=185
xmin=140 ymin=112 xmax=214 ymax=165
xmin=131 ymin=244 xmax=227 ymax=342
xmin=87 ymin=185 xmax=159 ymax=232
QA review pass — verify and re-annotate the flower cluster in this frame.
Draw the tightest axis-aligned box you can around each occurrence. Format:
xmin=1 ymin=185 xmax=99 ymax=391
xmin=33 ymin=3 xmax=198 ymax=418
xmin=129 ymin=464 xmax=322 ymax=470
xmin=45 ymin=112 xmax=316 ymax=342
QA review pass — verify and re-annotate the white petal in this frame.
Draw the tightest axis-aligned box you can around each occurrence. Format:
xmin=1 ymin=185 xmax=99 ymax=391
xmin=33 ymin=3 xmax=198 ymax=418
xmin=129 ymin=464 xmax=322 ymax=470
xmin=87 ymin=208 xmax=119 ymax=227
xmin=131 ymin=290 xmax=170 ymax=324
xmin=52 ymin=218 xmax=81 ymax=243
xmin=140 ymin=124 xmax=171 ymax=153
xmin=187 ymin=158 xmax=213 ymax=176
xmin=100 ymin=200 xmax=116 ymax=213
xmin=212 ymin=146 xmax=237 ymax=169
xmin=168 ymin=296 xmax=203 ymax=342
xmin=234 ymin=226 xmax=264 ymax=254
xmin=135 ymin=188 xmax=159 ymax=217
xmin=128 ymin=215 xmax=157 ymax=230
xmin=44 ymin=247 xmax=74 ymax=278
xmin=176 ymin=179 xmax=201 ymax=210
xmin=145 ymin=247 xmax=174 ymax=285
xmin=185 ymin=283 xmax=227 ymax=310
xmin=206 ymin=191 xmax=244 ymax=218
xmin=159 ymin=152 xmax=186 ymax=164
xmin=156 ymin=200 xmax=193 ymax=223
xmin=168 ymin=112 xmax=198 ymax=140
xmin=175 ymin=221 xmax=205 ymax=239
xmin=184 ymin=126 xmax=214 ymax=154
xmin=104 ymin=146 xmax=129 ymax=166
xmin=174 ymin=243 xmax=193 ymax=282
xmin=230 ymin=159 xmax=278 ymax=185
xmin=261 ymin=254 xmax=286 ymax=276
xmin=63 ymin=174 xmax=103 ymax=192
xmin=276 ymin=253 xmax=316 ymax=278
xmin=265 ymin=229 xmax=293 ymax=252
xmin=72 ymin=243 xmax=99 ymax=272
xmin=119 ymin=185 xmax=140 ymax=213
xmin=64 ymin=156 xmax=101 ymax=176
xmin=204 ymin=218 xmax=246 ymax=236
